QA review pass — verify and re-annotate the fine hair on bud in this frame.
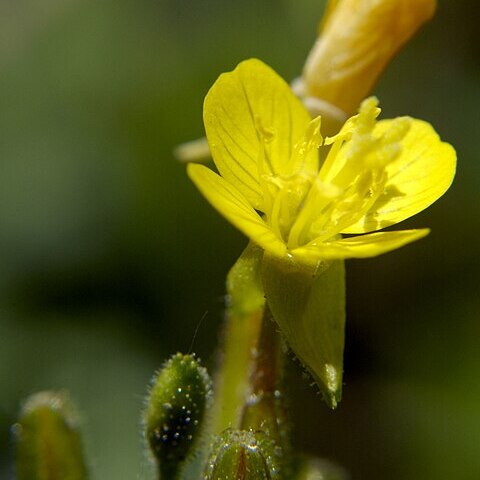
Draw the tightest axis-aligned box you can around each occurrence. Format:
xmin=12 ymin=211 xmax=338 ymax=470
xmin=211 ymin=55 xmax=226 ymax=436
xmin=204 ymin=429 xmax=281 ymax=480
xmin=143 ymin=353 xmax=212 ymax=480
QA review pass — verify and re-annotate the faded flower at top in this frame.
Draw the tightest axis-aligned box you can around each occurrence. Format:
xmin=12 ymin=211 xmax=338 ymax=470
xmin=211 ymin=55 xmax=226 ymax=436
xmin=188 ymin=59 xmax=455 ymax=270
xmin=297 ymin=0 xmax=437 ymax=115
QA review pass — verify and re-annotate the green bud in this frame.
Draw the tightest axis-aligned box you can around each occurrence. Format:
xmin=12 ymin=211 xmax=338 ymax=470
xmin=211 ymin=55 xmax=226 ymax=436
xmin=205 ymin=429 xmax=280 ymax=480
xmin=13 ymin=391 xmax=88 ymax=480
xmin=144 ymin=353 xmax=212 ymax=480
xmin=262 ymin=255 xmax=345 ymax=409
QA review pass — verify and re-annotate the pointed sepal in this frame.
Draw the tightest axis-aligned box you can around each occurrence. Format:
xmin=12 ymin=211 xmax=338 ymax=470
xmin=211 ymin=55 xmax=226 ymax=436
xmin=262 ymin=255 xmax=345 ymax=408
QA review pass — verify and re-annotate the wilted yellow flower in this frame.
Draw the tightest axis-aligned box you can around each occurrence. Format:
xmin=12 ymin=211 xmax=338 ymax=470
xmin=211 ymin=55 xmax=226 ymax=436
xmin=297 ymin=0 xmax=437 ymax=115
xmin=188 ymin=59 xmax=455 ymax=269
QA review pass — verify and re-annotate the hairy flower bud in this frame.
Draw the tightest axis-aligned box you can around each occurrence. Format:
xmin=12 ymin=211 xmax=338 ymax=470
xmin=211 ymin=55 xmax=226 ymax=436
xmin=204 ymin=429 xmax=280 ymax=480
xmin=143 ymin=353 xmax=212 ymax=480
xmin=13 ymin=391 xmax=88 ymax=480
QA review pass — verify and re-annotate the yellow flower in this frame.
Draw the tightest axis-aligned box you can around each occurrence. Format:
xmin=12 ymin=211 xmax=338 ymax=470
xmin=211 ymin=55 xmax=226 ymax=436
xmin=298 ymin=0 xmax=437 ymax=115
xmin=188 ymin=59 xmax=455 ymax=270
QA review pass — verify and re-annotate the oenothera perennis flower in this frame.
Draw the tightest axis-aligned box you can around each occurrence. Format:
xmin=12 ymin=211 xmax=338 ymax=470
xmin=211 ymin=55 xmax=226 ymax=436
xmin=188 ymin=59 xmax=455 ymax=407
xmin=188 ymin=59 xmax=455 ymax=268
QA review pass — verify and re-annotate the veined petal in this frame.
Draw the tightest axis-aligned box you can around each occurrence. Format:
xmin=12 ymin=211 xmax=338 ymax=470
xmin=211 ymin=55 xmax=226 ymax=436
xmin=343 ymin=119 xmax=456 ymax=234
xmin=292 ymin=229 xmax=430 ymax=261
xmin=188 ymin=164 xmax=287 ymax=257
xmin=203 ymin=59 xmax=312 ymax=209
xmin=288 ymin=116 xmax=323 ymax=178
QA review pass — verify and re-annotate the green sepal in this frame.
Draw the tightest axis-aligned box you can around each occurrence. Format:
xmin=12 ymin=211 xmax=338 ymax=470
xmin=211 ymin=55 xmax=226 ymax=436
xmin=13 ymin=391 xmax=88 ymax=480
xmin=261 ymin=254 xmax=345 ymax=408
xmin=226 ymin=242 xmax=265 ymax=318
xmin=144 ymin=353 xmax=212 ymax=480
xmin=204 ymin=429 xmax=280 ymax=480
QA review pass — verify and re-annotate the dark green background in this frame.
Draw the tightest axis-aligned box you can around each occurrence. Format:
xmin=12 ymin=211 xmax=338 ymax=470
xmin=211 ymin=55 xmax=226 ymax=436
xmin=1 ymin=1 xmax=478 ymax=478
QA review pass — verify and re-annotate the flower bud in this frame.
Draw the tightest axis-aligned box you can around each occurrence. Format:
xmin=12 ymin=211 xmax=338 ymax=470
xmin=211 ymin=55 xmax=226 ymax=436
xmin=297 ymin=0 xmax=436 ymax=115
xmin=143 ymin=353 xmax=212 ymax=480
xmin=204 ymin=429 xmax=280 ymax=480
xmin=13 ymin=391 xmax=88 ymax=480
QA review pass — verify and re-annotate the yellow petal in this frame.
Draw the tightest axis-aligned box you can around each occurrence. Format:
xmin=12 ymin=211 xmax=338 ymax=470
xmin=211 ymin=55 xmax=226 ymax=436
xmin=343 ymin=119 xmax=456 ymax=234
xmin=187 ymin=163 xmax=287 ymax=257
xmin=318 ymin=0 xmax=340 ymax=34
xmin=302 ymin=0 xmax=437 ymax=114
xmin=203 ymin=58 xmax=312 ymax=210
xmin=292 ymin=229 xmax=430 ymax=262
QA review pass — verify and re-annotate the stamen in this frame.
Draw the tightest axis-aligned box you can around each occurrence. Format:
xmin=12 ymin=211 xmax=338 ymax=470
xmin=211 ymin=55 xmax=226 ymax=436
xmin=269 ymin=188 xmax=285 ymax=241
xmin=357 ymin=97 xmax=381 ymax=132
xmin=318 ymin=133 xmax=346 ymax=182
xmin=287 ymin=178 xmax=342 ymax=249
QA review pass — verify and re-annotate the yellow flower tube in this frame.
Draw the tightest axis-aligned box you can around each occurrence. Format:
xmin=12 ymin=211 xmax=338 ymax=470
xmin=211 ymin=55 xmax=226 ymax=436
xmin=296 ymin=0 xmax=437 ymax=116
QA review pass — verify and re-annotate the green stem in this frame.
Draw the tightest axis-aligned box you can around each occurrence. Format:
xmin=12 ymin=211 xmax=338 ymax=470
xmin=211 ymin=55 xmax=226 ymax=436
xmin=246 ymin=305 xmax=283 ymax=397
xmin=211 ymin=245 xmax=289 ymax=462
xmin=212 ymin=304 xmax=263 ymax=432
xmin=211 ymin=243 xmax=265 ymax=433
xmin=240 ymin=306 xmax=286 ymax=445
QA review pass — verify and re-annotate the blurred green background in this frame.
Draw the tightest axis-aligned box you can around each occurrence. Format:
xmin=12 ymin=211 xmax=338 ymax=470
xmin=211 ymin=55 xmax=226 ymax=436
xmin=1 ymin=0 xmax=478 ymax=479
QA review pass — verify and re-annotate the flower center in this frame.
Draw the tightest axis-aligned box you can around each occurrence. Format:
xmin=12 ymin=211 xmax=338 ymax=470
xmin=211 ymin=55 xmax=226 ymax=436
xmin=261 ymin=98 xmax=412 ymax=251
